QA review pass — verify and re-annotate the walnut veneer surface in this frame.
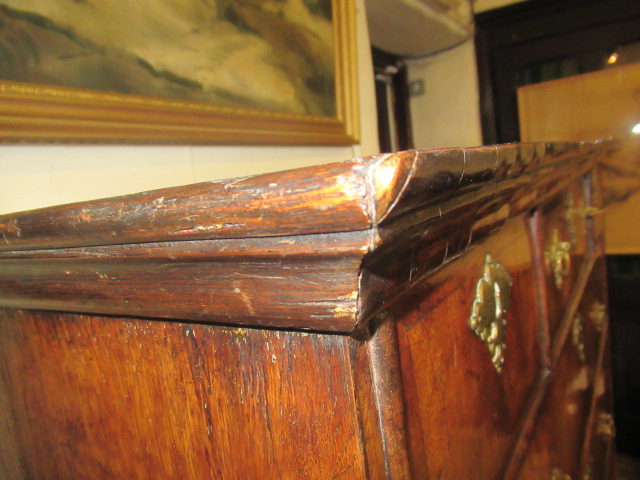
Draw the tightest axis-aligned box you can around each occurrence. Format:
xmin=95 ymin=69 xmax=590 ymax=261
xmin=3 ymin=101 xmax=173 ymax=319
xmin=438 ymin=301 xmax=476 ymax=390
xmin=0 ymin=142 xmax=615 ymax=479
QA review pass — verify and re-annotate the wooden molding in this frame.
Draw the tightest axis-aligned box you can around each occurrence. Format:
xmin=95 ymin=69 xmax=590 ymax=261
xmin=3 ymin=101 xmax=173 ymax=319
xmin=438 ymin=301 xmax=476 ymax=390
xmin=0 ymin=141 xmax=613 ymax=332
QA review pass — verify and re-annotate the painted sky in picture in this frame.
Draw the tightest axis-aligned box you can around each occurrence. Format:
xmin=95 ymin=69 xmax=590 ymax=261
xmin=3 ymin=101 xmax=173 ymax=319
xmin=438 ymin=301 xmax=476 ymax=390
xmin=0 ymin=0 xmax=336 ymax=116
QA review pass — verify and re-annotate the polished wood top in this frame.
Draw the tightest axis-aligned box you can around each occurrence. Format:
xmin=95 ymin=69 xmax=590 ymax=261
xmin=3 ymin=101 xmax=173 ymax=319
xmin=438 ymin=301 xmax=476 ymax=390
xmin=0 ymin=142 xmax=611 ymax=332
xmin=0 ymin=141 xmax=608 ymax=250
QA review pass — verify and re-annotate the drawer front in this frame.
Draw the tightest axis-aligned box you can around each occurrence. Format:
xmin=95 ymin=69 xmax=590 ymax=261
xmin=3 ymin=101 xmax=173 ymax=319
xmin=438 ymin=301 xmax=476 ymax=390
xmin=579 ymin=169 xmax=614 ymax=480
xmin=515 ymin=326 xmax=614 ymax=480
xmin=516 ymin=315 xmax=593 ymax=480
xmin=581 ymin=331 xmax=615 ymax=480
xmin=539 ymin=181 xmax=587 ymax=338
xmin=539 ymin=179 xmax=591 ymax=341
xmin=393 ymin=216 xmax=544 ymax=479
xmin=580 ymin=259 xmax=615 ymax=480
xmin=515 ymin=256 xmax=611 ymax=480
xmin=576 ymin=256 xmax=608 ymax=378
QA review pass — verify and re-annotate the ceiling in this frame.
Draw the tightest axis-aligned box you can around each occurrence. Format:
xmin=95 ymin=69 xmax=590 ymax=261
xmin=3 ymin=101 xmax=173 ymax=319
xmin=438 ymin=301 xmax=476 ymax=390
xmin=365 ymin=0 xmax=473 ymax=57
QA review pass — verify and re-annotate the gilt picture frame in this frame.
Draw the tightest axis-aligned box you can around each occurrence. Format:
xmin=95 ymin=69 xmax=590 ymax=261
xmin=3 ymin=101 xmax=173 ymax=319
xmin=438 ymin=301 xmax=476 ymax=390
xmin=0 ymin=0 xmax=359 ymax=145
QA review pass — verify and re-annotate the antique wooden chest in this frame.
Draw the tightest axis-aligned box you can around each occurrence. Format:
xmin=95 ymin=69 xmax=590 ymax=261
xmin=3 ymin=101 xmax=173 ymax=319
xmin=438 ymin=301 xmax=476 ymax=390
xmin=0 ymin=142 xmax=615 ymax=479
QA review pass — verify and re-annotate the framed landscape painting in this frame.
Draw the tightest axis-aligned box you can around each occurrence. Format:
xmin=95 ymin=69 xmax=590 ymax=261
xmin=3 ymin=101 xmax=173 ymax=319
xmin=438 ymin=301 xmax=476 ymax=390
xmin=0 ymin=0 xmax=359 ymax=145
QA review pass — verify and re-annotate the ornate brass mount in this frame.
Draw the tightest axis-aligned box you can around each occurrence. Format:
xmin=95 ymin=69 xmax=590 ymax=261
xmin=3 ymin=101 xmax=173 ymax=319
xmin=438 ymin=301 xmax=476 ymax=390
xmin=572 ymin=314 xmax=586 ymax=362
xmin=597 ymin=412 xmax=616 ymax=440
xmin=545 ymin=228 xmax=571 ymax=289
xmin=551 ymin=468 xmax=572 ymax=480
xmin=469 ymin=255 xmax=512 ymax=373
xmin=589 ymin=301 xmax=607 ymax=332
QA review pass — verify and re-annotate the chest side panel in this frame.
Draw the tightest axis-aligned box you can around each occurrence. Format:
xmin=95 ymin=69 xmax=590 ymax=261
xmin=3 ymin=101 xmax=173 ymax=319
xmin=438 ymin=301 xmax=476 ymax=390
xmin=0 ymin=309 xmax=366 ymax=480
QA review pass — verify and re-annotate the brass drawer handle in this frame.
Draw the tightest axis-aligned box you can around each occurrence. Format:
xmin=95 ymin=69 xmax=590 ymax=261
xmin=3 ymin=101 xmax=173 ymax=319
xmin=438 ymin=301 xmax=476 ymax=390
xmin=589 ymin=301 xmax=607 ymax=332
xmin=551 ymin=468 xmax=572 ymax=480
xmin=545 ymin=228 xmax=571 ymax=289
xmin=565 ymin=191 xmax=601 ymax=247
xmin=571 ymin=206 xmax=603 ymax=218
xmin=572 ymin=314 xmax=586 ymax=362
xmin=597 ymin=412 xmax=616 ymax=440
xmin=469 ymin=255 xmax=512 ymax=373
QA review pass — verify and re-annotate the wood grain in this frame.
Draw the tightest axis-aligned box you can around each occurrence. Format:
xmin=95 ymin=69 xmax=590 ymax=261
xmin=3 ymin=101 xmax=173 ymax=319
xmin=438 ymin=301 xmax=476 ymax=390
xmin=513 ymin=255 xmax=610 ymax=479
xmin=392 ymin=216 xmax=544 ymax=480
xmin=0 ymin=309 xmax=366 ymax=480
xmin=582 ymin=327 xmax=616 ymax=480
xmin=503 ymin=183 xmax=606 ymax=479
xmin=0 ymin=141 xmax=609 ymax=251
xmin=579 ymin=256 xmax=614 ymax=480
xmin=361 ymin=318 xmax=412 ymax=479
xmin=0 ymin=142 xmax=612 ymax=332
xmin=0 ymin=231 xmax=369 ymax=332
xmin=0 ymin=141 xmax=615 ymax=479
xmin=360 ymin=152 xmax=603 ymax=327
xmin=515 ymin=323 xmax=594 ymax=479
xmin=0 ymin=161 xmax=375 ymax=250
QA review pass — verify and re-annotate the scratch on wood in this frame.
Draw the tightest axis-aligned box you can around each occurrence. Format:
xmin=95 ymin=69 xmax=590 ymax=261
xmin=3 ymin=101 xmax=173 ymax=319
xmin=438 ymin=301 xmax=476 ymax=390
xmin=333 ymin=305 xmax=357 ymax=317
xmin=233 ymin=285 xmax=255 ymax=316
xmin=78 ymin=208 xmax=92 ymax=222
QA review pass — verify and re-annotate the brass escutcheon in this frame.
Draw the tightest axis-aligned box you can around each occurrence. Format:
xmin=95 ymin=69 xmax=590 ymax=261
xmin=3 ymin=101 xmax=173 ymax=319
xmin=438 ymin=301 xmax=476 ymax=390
xmin=589 ymin=301 xmax=607 ymax=332
xmin=545 ymin=228 xmax=571 ymax=289
xmin=469 ymin=255 xmax=513 ymax=373
xmin=572 ymin=314 xmax=586 ymax=362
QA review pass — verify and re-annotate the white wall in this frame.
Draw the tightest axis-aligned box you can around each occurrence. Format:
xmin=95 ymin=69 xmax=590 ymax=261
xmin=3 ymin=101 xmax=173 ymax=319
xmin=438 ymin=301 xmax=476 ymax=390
xmin=406 ymin=0 xmax=527 ymax=150
xmin=0 ymin=0 xmax=378 ymax=215
xmin=407 ymin=40 xmax=483 ymax=149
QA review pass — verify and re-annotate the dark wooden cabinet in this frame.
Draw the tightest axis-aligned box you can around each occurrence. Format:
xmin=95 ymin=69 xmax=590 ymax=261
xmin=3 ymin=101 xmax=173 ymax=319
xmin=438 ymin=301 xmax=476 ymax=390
xmin=0 ymin=142 xmax=615 ymax=479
